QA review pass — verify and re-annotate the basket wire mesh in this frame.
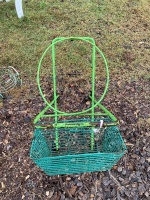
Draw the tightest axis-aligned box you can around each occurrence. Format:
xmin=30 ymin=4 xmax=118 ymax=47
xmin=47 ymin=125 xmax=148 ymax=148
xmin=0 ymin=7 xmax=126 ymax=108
xmin=0 ymin=66 xmax=22 ymax=97
xmin=31 ymin=123 xmax=126 ymax=175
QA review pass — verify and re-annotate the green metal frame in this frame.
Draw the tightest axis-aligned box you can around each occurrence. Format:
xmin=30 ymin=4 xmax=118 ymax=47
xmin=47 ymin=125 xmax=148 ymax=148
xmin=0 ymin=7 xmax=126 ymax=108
xmin=34 ymin=37 xmax=117 ymax=126
xmin=30 ymin=37 xmax=127 ymax=175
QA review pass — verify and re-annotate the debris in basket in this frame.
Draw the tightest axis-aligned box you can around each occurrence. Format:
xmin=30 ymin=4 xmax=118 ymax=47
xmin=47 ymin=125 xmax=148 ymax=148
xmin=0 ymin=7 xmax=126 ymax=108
xmin=41 ymin=127 xmax=101 ymax=156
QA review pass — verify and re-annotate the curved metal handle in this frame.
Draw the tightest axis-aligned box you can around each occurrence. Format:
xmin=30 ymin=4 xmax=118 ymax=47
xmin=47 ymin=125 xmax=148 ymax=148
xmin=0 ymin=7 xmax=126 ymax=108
xmin=37 ymin=37 xmax=109 ymax=116
xmin=8 ymin=66 xmax=19 ymax=75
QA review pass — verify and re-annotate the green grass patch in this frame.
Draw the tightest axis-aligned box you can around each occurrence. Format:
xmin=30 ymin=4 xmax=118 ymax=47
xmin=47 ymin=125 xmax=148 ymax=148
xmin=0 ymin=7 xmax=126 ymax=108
xmin=0 ymin=0 xmax=149 ymax=83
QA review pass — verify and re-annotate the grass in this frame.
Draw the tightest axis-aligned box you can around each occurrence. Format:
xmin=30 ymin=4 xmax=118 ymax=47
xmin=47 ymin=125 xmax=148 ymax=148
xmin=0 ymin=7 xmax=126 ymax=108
xmin=0 ymin=0 xmax=150 ymax=84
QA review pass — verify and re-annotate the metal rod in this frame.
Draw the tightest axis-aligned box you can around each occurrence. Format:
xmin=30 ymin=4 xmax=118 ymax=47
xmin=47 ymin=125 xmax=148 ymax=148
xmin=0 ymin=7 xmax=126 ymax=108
xmin=34 ymin=121 xmax=119 ymax=129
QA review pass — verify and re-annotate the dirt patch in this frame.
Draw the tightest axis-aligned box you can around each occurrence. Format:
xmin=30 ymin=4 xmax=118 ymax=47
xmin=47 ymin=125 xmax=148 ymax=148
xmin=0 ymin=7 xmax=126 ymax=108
xmin=0 ymin=78 xmax=149 ymax=200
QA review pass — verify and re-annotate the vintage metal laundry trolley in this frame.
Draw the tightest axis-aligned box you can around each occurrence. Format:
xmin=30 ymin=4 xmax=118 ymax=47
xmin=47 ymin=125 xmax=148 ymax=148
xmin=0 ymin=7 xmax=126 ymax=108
xmin=30 ymin=37 xmax=127 ymax=176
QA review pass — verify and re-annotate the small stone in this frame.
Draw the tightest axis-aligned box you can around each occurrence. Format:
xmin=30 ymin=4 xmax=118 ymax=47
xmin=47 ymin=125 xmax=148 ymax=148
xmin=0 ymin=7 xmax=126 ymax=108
xmin=118 ymin=177 xmax=124 ymax=182
xmin=66 ymin=177 xmax=71 ymax=181
xmin=117 ymin=166 xmax=122 ymax=172
xmin=74 ymin=178 xmax=79 ymax=184
xmin=140 ymin=157 xmax=145 ymax=164
xmin=60 ymin=193 xmax=65 ymax=200
xmin=3 ymin=139 xmax=8 ymax=145
xmin=1 ymin=182 xmax=5 ymax=189
xmin=136 ymin=171 xmax=141 ymax=176
xmin=6 ymin=144 xmax=12 ymax=151
xmin=103 ymin=177 xmax=111 ymax=186
xmin=145 ymin=191 xmax=149 ymax=197
xmin=77 ymin=182 xmax=82 ymax=187
xmin=46 ymin=191 xmax=49 ymax=196
xmin=146 ymin=158 xmax=150 ymax=162
xmin=122 ymin=169 xmax=126 ymax=175
xmin=132 ymin=183 xmax=138 ymax=188
xmin=86 ymin=101 xmax=90 ymax=105
xmin=90 ymin=194 xmax=94 ymax=198
xmin=8 ymin=110 xmax=13 ymax=115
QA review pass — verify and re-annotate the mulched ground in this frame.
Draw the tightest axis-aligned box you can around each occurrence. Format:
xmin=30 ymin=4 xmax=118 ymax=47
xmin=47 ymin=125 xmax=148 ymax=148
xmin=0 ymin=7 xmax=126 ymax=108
xmin=0 ymin=78 xmax=149 ymax=200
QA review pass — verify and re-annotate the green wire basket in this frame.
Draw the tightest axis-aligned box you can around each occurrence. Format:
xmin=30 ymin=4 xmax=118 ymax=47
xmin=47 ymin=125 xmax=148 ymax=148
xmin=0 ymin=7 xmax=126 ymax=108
xmin=30 ymin=37 xmax=127 ymax=176
xmin=0 ymin=66 xmax=22 ymax=98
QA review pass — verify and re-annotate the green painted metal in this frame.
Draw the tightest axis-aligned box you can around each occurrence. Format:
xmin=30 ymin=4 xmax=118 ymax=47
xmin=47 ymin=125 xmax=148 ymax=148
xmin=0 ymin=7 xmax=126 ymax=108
xmin=30 ymin=122 xmax=127 ymax=176
xmin=37 ymin=37 xmax=109 ymax=116
xmin=30 ymin=37 xmax=127 ymax=176
xmin=34 ymin=96 xmax=59 ymax=124
xmin=34 ymin=120 xmax=119 ymax=129
xmin=91 ymin=97 xmax=118 ymax=122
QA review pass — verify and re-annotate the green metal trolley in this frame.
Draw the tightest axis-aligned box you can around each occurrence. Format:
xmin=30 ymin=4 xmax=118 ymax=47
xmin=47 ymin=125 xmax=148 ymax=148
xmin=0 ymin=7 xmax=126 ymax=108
xmin=30 ymin=37 xmax=127 ymax=176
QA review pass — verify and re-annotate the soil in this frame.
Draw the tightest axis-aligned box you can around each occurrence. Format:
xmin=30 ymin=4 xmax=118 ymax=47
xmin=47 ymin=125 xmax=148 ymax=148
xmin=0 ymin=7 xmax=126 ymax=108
xmin=0 ymin=77 xmax=149 ymax=200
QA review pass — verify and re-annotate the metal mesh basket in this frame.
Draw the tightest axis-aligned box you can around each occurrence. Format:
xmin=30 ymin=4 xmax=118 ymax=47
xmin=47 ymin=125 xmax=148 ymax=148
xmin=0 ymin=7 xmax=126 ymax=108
xmin=0 ymin=66 xmax=22 ymax=96
xmin=30 ymin=118 xmax=126 ymax=176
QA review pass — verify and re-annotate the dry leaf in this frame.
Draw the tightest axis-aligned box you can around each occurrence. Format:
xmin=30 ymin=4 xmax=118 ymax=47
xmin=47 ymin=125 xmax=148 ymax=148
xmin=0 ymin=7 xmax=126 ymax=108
xmin=1 ymin=182 xmax=5 ymax=189
xmin=25 ymin=175 xmax=30 ymax=180
xmin=126 ymin=143 xmax=134 ymax=146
